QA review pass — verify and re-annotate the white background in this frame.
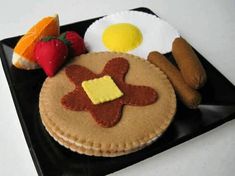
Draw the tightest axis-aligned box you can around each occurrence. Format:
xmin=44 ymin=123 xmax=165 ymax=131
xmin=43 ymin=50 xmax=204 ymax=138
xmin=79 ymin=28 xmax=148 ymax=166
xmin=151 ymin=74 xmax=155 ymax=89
xmin=0 ymin=0 xmax=235 ymax=175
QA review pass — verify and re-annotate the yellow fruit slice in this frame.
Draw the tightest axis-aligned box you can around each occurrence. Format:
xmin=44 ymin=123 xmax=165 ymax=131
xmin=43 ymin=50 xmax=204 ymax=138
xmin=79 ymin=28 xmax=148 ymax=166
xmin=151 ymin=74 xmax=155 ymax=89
xmin=13 ymin=14 xmax=60 ymax=70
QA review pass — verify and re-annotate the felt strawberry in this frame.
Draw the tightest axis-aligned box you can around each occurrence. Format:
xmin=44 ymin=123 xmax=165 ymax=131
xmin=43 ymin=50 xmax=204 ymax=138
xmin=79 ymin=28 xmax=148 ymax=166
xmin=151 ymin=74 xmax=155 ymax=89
xmin=34 ymin=37 xmax=68 ymax=77
xmin=59 ymin=31 xmax=86 ymax=56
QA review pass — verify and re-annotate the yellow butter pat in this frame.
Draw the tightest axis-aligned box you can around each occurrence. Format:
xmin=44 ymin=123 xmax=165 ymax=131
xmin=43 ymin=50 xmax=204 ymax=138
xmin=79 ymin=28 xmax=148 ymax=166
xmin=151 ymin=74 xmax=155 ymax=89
xmin=82 ymin=75 xmax=123 ymax=104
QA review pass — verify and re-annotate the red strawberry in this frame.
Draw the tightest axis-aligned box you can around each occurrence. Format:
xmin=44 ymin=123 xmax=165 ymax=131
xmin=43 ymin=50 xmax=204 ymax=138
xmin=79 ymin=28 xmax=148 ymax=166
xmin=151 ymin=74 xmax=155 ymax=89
xmin=34 ymin=37 xmax=68 ymax=77
xmin=60 ymin=31 xmax=86 ymax=56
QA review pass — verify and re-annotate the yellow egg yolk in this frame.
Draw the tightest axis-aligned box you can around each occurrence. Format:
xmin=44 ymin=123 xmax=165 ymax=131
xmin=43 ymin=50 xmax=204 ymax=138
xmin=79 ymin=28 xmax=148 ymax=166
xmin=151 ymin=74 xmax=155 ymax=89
xmin=102 ymin=23 xmax=143 ymax=52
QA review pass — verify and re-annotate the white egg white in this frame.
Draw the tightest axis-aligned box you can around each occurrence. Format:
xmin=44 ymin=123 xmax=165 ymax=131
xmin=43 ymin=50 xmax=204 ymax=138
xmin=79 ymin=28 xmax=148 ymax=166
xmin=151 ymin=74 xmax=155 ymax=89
xmin=84 ymin=11 xmax=180 ymax=59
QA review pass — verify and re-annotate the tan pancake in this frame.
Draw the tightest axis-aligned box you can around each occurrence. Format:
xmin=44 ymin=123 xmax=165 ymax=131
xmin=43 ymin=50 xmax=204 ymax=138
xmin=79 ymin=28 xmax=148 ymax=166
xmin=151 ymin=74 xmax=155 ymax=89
xmin=39 ymin=52 xmax=176 ymax=157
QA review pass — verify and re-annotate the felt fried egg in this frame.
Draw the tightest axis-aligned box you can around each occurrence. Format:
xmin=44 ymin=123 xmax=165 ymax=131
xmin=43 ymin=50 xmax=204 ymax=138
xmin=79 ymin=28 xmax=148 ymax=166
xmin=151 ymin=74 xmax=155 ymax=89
xmin=84 ymin=11 xmax=180 ymax=59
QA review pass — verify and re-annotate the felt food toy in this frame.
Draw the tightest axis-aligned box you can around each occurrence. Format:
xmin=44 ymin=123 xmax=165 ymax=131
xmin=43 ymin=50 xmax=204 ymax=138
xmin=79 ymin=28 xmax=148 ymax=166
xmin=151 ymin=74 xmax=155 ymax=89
xmin=84 ymin=11 xmax=179 ymax=59
xmin=172 ymin=37 xmax=207 ymax=89
xmin=34 ymin=37 xmax=68 ymax=77
xmin=39 ymin=52 xmax=176 ymax=157
xmin=34 ymin=31 xmax=86 ymax=77
xmin=148 ymin=51 xmax=201 ymax=109
xmin=61 ymin=57 xmax=158 ymax=127
xmin=61 ymin=31 xmax=87 ymax=56
xmin=12 ymin=14 xmax=59 ymax=70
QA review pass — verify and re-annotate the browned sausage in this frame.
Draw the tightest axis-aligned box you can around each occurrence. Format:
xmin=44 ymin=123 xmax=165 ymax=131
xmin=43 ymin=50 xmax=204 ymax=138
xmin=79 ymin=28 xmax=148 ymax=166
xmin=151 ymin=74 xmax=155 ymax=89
xmin=172 ymin=37 xmax=207 ymax=89
xmin=148 ymin=51 xmax=201 ymax=109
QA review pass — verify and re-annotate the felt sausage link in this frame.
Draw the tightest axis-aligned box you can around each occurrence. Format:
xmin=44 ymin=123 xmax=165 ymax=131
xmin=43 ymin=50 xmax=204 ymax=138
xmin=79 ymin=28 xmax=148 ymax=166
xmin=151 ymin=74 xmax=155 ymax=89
xmin=148 ymin=51 xmax=201 ymax=109
xmin=172 ymin=37 xmax=207 ymax=89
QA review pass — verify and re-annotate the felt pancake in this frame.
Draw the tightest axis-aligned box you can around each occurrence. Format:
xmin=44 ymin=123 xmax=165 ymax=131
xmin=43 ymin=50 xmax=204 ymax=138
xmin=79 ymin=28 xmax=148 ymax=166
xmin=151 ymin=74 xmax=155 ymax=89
xmin=39 ymin=52 xmax=176 ymax=157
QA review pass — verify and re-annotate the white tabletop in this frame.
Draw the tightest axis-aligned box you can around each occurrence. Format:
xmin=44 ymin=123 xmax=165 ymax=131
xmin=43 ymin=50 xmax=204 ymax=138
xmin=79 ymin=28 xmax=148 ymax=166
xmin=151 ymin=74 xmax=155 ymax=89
xmin=0 ymin=0 xmax=235 ymax=175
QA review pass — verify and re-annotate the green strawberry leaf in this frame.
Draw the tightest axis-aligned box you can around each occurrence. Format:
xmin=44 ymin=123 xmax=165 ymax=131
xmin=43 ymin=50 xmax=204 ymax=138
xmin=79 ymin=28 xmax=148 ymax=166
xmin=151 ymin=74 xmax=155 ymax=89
xmin=58 ymin=32 xmax=71 ymax=47
xmin=41 ymin=36 xmax=56 ymax=41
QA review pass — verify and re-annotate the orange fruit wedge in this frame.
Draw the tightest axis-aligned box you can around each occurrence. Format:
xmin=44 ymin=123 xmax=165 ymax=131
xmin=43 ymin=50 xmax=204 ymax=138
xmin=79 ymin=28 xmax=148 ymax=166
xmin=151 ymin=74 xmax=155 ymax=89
xmin=12 ymin=14 xmax=60 ymax=70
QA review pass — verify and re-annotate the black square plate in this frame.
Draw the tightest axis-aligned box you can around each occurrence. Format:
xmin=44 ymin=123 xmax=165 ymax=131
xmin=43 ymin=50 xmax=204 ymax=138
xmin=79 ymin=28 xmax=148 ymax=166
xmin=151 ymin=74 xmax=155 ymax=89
xmin=1 ymin=7 xmax=235 ymax=176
